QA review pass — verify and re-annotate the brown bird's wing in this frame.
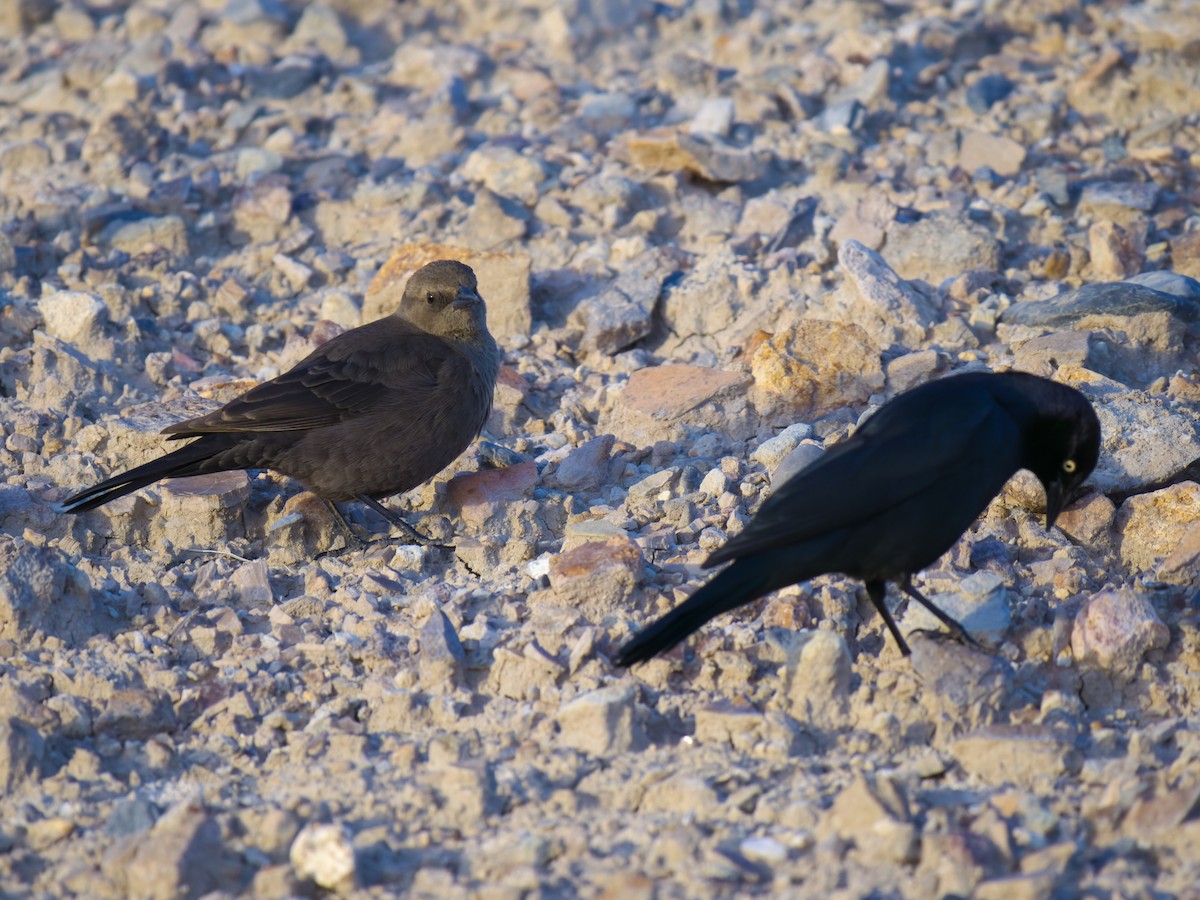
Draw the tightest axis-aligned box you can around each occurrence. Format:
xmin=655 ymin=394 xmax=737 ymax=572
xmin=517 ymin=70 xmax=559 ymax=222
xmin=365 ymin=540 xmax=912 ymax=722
xmin=163 ymin=330 xmax=453 ymax=437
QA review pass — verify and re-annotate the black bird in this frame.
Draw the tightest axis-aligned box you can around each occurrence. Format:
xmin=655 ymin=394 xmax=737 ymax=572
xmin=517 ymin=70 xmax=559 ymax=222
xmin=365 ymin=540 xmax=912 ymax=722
xmin=61 ymin=260 xmax=500 ymax=549
xmin=617 ymin=371 xmax=1101 ymax=664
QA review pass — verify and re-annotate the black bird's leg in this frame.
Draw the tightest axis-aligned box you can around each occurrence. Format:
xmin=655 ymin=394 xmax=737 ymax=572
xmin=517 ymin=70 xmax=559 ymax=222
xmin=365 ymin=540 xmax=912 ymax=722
xmin=321 ymin=498 xmax=370 ymax=552
xmin=899 ymin=577 xmax=980 ymax=648
xmin=355 ymin=494 xmax=453 ymax=549
xmin=865 ymin=580 xmax=911 ymax=656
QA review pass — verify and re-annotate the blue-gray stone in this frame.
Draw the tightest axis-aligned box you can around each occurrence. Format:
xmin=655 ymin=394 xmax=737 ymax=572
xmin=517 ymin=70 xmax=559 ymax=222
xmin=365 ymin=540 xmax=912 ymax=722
xmin=1000 ymin=282 xmax=1200 ymax=327
xmin=966 ymin=74 xmax=1014 ymax=113
xmin=1124 ymin=271 xmax=1200 ymax=301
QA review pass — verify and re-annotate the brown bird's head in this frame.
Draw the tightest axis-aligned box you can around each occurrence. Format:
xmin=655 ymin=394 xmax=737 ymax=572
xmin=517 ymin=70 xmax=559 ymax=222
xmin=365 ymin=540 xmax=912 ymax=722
xmin=399 ymin=260 xmax=489 ymax=339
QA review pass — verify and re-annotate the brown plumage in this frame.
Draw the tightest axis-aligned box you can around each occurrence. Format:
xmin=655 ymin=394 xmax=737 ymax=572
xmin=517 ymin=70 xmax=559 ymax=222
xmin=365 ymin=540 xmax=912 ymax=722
xmin=61 ymin=260 xmax=500 ymax=547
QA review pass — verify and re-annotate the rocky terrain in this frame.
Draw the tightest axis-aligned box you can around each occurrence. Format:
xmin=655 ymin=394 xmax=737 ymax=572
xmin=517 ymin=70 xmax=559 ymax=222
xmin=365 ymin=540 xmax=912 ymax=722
xmin=1 ymin=0 xmax=1200 ymax=896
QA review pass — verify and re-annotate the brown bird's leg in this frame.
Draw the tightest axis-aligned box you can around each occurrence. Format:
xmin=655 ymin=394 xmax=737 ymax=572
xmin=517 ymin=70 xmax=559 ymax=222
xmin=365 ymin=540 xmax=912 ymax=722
xmin=865 ymin=580 xmax=910 ymax=656
xmin=321 ymin=498 xmax=369 ymax=552
xmin=899 ymin=577 xmax=980 ymax=648
xmin=355 ymin=494 xmax=453 ymax=549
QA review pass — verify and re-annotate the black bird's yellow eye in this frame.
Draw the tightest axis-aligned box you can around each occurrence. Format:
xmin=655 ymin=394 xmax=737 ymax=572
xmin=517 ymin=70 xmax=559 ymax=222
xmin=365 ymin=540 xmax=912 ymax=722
xmin=1062 ymin=459 xmax=1077 ymax=474
xmin=426 ymin=292 xmax=435 ymax=304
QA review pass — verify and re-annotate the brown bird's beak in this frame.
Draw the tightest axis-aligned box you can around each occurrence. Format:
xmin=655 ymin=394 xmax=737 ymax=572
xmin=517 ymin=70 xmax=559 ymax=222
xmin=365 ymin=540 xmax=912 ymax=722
xmin=1044 ymin=480 xmax=1065 ymax=530
xmin=452 ymin=287 xmax=483 ymax=310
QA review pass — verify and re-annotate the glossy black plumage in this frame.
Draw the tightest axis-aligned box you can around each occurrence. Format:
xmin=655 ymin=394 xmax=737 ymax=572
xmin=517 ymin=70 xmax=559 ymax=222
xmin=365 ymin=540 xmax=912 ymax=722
xmin=61 ymin=260 xmax=500 ymax=547
xmin=616 ymin=371 xmax=1101 ymax=665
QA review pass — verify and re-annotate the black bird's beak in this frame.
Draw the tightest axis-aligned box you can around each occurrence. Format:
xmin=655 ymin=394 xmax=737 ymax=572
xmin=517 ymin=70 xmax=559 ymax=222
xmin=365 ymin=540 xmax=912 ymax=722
xmin=452 ymin=287 xmax=483 ymax=310
xmin=1044 ymin=480 xmax=1065 ymax=530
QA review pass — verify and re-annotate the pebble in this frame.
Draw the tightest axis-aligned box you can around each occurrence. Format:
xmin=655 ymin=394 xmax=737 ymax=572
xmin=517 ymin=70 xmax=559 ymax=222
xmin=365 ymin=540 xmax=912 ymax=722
xmin=1071 ymin=587 xmax=1170 ymax=673
xmin=555 ymin=684 xmax=644 ymax=756
xmin=290 ymin=822 xmax=357 ymax=892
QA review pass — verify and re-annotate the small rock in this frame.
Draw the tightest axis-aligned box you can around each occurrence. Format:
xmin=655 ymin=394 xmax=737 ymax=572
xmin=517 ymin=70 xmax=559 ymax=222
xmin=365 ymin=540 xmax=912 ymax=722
xmin=460 ymin=144 xmax=545 ymax=206
xmin=124 ymin=801 xmax=243 ymax=900
xmin=910 ymin=636 xmax=1013 ymax=734
xmin=885 ymin=348 xmax=946 ymax=394
xmin=738 ymin=836 xmax=787 ymax=865
xmin=1089 ymin=221 xmax=1144 ymax=279
xmin=1001 ymin=281 xmax=1199 ymax=328
xmin=883 ymin=215 xmax=1001 ymax=286
xmin=690 ymin=97 xmax=735 ymax=136
xmin=750 ymin=424 xmax=812 ymax=472
xmin=1071 ymin=587 xmax=1169 ymax=674
xmin=486 ymin=643 xmax=564 ymax=701
xmin=577 ymin=92 xmax=639 ymax=133
xmin=750 ymin=319 xmax=884 ymax=418
xmin=290 ymin=821 xmax=357 ymax=893
xmin=1115 ymin=482 xmax=1200 ymax=572
xmin=445 ymin=461 xmax=538 ymax=530
xmin=460 ymin=188 xmax=527 ymax=250
xmin=94 ymin=688 xmax=176 ymax=740
xmin=549 ymin=435 xmax=615 ymax=492
xmin=824 ymin=777 xmax=916 ymax=864
xmin=103 ymin=215 xmax=189 ymax=257
xmin=829 ymin=192 xmax=896 ymax=250
xmin=965 ymin=74 xmax=1015 ymax=113
xmin=38 ymin=291 xmax=110 ymax=356
xmin=833 ymin=239 xmax=941 ymax=347
xmin=959 ymin=130 xmax=1026 ymax=177
xmin=623 ymin=129 xmax=769 ymax=183
xmin=0 ymin=540 xmax=95 ymax=644
xmin=1054 ymin=492 xmax=1115 ymax=546
xmin=233 ymin=173 xmax=292 ymax=243
xmin=772 ymin=442 xmax=825 ymax=487
xmin=1157 ymin=521 xmax=1200 ymax=584
xmin=1078 ymin=180 xmax=1159 ymax=225
xmin=572 ymin=246 xmax=686 ymax=356
xmin=419 ymin=607 xmax=465 ymax=688
xmin=555 ymin=684 xmax=645 ymax=756
xmin=949 ymin=726 xmax=1080 ymax=788
xmin=783 ymin=630 xmax=852 ymax=729
xmin=0 ymin=717 xmax=45 ymax=793
xmin=605 ymin=364 xmax=754 ymax=445
xmin=548 ymin=536 xmax=642 ymax=619
xmin=158 ymin=472 xmax=252 ymax=547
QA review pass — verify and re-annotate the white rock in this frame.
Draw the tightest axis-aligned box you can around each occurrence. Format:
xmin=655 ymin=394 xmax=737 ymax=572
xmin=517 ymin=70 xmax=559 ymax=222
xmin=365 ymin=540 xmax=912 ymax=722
xmin=290 ymin=822 xmax=357 ymax=892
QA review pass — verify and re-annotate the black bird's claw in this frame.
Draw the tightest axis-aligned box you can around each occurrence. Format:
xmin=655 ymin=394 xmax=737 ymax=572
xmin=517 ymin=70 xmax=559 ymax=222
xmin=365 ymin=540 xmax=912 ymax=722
xmin=899 ymin=579 xmax=980 ymax=649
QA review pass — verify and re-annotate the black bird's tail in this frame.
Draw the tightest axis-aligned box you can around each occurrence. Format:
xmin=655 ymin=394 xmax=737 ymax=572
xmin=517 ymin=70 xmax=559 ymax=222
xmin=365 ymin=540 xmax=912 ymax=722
xmin=616 ymin=557 xmax=782 ymax=667
xmin=60 ymin=439 xmax=226 ymax=513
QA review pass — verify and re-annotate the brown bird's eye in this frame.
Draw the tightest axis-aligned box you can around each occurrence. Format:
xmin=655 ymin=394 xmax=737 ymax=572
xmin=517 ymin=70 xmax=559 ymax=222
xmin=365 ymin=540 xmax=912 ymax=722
xmin=426 ymin=292 xmax=435 ymax=304
xmin=1062 ymin=459 xmax=1077 ymax=474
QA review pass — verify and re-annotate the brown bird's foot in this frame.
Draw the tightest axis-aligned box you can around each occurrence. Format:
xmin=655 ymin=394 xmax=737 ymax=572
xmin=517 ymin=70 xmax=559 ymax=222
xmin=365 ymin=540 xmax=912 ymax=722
xmin=319 ymin=499 xmax=375 ymax=555
xmin=899 ymin=578 xmax=980 ymax=650
xmin=355 ymin=494 xmax=454 ymax=550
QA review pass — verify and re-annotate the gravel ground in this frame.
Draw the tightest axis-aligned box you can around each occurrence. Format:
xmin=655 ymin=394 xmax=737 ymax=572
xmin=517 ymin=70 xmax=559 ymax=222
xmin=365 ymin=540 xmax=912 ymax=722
xmin=2 ymin=0 xmax=1200 ymax=897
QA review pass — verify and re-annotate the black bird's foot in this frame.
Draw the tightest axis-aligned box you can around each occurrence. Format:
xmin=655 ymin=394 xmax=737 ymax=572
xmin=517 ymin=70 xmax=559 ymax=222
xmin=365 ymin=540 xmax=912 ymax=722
xmin=355 ymin=494 xmax=454 ymax=550
xmin=900 ymin=578 xmax=980 ymax=650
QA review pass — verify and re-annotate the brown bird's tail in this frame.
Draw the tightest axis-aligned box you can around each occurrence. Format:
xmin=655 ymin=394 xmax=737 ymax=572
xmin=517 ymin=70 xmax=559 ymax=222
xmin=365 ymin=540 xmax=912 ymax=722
xmin=615 ymin=553 xmax=788 ymax=667
xmin=59 ymin=439 xmax=227 ymax=513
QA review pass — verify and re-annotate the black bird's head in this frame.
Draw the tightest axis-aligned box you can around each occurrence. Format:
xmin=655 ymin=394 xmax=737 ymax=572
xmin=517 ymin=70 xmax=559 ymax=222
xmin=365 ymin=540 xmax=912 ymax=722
xmin=399 ymin=260 xmax=489 ymax=338
xmin=1015 ymin=375 xmax=1102 ymax=529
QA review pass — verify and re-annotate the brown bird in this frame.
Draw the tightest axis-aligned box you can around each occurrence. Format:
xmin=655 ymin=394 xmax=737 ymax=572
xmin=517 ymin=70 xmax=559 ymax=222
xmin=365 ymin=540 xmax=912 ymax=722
xmin=61 ymin=260 xmax=500 ymax=549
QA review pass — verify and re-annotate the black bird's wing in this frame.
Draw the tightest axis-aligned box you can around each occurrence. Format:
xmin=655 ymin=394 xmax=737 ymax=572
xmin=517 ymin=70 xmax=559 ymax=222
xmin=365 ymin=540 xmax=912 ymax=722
xmin=707 ymin=385 xmax=1019 ymax=566
xmin=163 ymin=327 xmax=451 ymax=438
